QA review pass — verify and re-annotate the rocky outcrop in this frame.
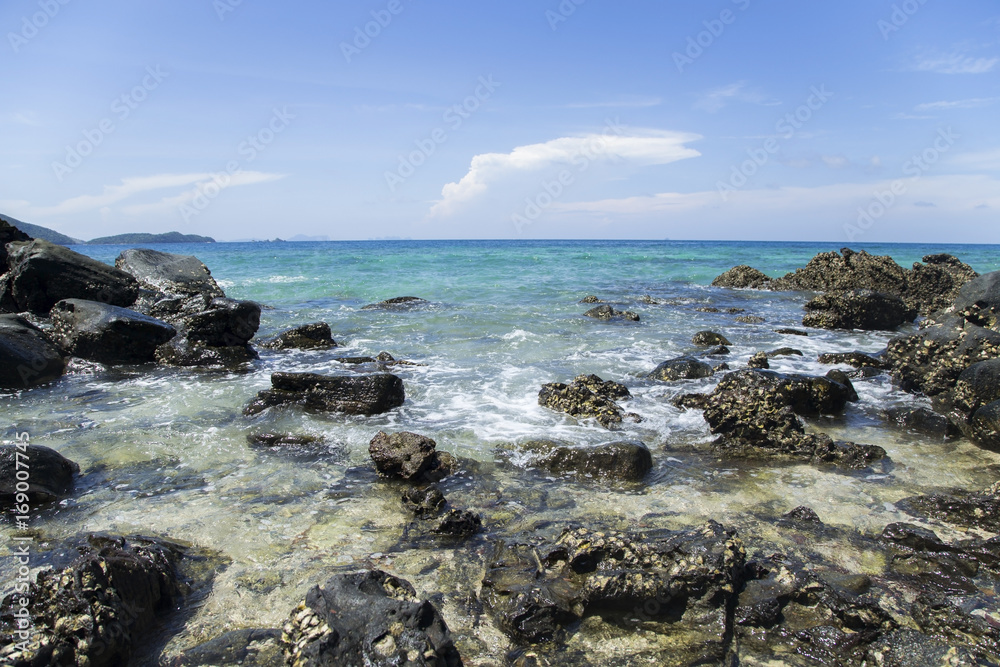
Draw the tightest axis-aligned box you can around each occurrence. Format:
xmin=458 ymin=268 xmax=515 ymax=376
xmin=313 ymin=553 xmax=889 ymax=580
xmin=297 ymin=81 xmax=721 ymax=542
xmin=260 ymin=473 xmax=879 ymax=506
xmin=947 ymin=359 xmax=1000 ymax=450
xmin=513 ymin=439 xmax=653 ymax=482
xmin=711 ymin=265 xmax=772 ymax=289
xmin=244 ymin=372 xmax=406 ymax=416
xmin=538 ymin=375 xmax=632 ymax=429
xmin=895 ymin=484 xmax=1000 ymax=533
xmin=647 ymin=356 xmax=714 ymax=381
xmin=952 ymin=270 xmax=1000 ymax=331
xmin=700 ymin=370 xmax=885 ymax=468
xmin=0 ymin=444 xmax=79 ymax=505
xmin=115 ymin=248 xmax=225 ymax=320
xmin=361 ymin=296 xmax=429 ymax=311
xmin=2 ymin=239 xmax=139 ymax=314
xmin=155 ymin=297 xmax=261 ymax=368
xmin=259 ymin=322 xmax=337 ymax=350
xmin=0 ymin=535 xmax=186 ymax=667
xmin=50 ymin=299 xmax=176 ymax=364
xmin=481 ymin=522 xmax=745 ymax=658
xmin=693 ymin=330 xmax=731 ymax=346
xmin=803 ymin=289 xmax=916 ymax=331
xmin=0 ymin=314 xmax=65 ymax=389
xmin=369 ymin=431 xmax=456 ymax=483
xmin=904 ymin=254 xmax=979 ymax=316
xmin=280 ymin=570 xmax=462 ymax=666
xmin=583 ymin=304 xmax=639 ymax=322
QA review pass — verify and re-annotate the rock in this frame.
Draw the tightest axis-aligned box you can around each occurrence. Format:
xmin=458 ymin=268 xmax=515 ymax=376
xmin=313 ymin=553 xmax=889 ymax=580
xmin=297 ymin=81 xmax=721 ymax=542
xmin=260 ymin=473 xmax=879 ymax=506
xmin=735 ymin=315 xmax=765 ymax=324
xmin=711 ymin=265 xmax=772 ymax=289
xmin=3 ymin=239 xmax=139 ymax=314
xmin=516 ymin=439 xmax=653 ymax=482
xmin=538 ymin=377 xmax=627 ymax=429
xmin=903 ymin=254 xmax=979 ymax=316
xmin=952 ymin=270 xmax=1000 ymax=331
xmin=49 ymin=299 xmax=176 ymax=364
xmin=183 ymin=297 xmax=260 ymax=347
xmin=647 ymin=356 xmax=714 ymax=381
xmin=0 ymin=444 xmax=79 ymax=505
xmin=948 ymin=359 xmax=1000 ymax=449
xmin=0 ymin=314 xmax=65 ymax=389
xmin=583 ymin=304 xmax=639 ymax=322
xmin=247 ymin=432 xmax=325 ymax=449
xmin=782 ymin=506 xmax=822 ymax=524
xmin=968 ymin=400 xmax=1000 ymax=451
xmin=259 ymin=322 xmax=336 ymax=350
xmin=369 ymin=431 xmax=455 ymax=483
xmin=280 ymin=570 xmax=462 ymax=666
xmin=155 ymin=337 xmax=258 ymax=368
xmin=771 ymin=247 xmax=910 ymax=294
xmin=714 ymin=362 xmax=731 ymax=372
xmin=579 ymin=295 xmax=602 ymax=304
xmin=895 ymin=485 xmax=1000 ymax=533
xmin=825 ymin=369 xmax=859 ymax=402
xmin=433 ymin=509 xmax=482 ymax=537
xmin=402 ymin=486 xmax=446 ymax=517
xmin=747 ymin=352 xmax=769 ymax=369
xmin=170 ymin=628 xmax=284 ymax=667
xmin=244 ymin=373 xmax=406 ymax=417
xmin=885 ymin=320 xmax=1000 ymax=397
xmin=114 ymin=248 xmax=224 ymax=316
xmin=703 ymin=345 xmax=731 ymax=356
xmin=767 ymin=347 xmax=803 ymax=358
xmin=481 ymin=522 xmax=745 ymax=654
xmin=803 ymin=289 xmax=916 ymax=331
xmin=361 ymin=296 xmax=429 ymax=311
xmin=693 ymin=330 xmax=731 ymax=346
xmin=880 ymin=406 xmax=957 ymax=438
xmin=775 ymin=328 xmax=809 ymax=336
xmin=571 ymin=373 xmax=630 ymax=399
xmin=819 ymin=351 xmax=888 ymax=369
xmin=0 ymin=534 xmax=185 ymax=667
xmin=0 ymin=218 xmax=30 ymax=267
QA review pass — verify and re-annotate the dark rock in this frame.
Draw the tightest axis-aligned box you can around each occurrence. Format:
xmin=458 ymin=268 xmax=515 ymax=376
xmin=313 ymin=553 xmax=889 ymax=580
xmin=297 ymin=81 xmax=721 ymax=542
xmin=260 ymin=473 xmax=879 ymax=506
xmin=579 ymin=295 xmax=602 ymax=304
xmin=825 ymin=369 xmax=859 ymax=402
xmin=259 ymin=322 xmax=336 ymax=350
xmin=0 ymin=534 xmax=185 ymax=667
xmin=246 ymin=432 xmax=325 ymax=449
xmin=170 ymin=628 xmax=283 ymax=667
xmin=767 ymin=347 xmax=803 ymax=358
xmin=647 ymin=356 xmax=714 ymax=382
xmin=869 ymin=628 xmax=992 ymax=667
xmin=3 ymin=239 xmax=139 ymax=314
xmin=803 ymin=289 xmax=916 ymax=331
xmin=782 ymin=506 xmax=822 ymax=523
xmin=895 ymin=485 xmax=1000 ymax=533
xmin=184 ymin=297 xmax=260 ymax=347
xmin=571 ymin=373 xmax=630 ymax=399
xmin=849 ymin=366 xmax=886 ymax=379
xmin=695 ymin=306 xmax=721 ymax=313
xmin=361 ymin=296 xmax=429 ymax=311
xmin=538 ymin=376 xmax=628 ymax=429
xmin=949 ymin=359 xmax=1000 ymax=449
xmin=951 ymin=270 xmax=1000 ymax=331
xmin=369 ymin=431 xmax=455 ymax=483
xmin=880 ymin=406 xmax=957 ymax=438
xmin=903 ymin=254 xmax=979 ymax=316
xmin=516 ymin=439 xmax=653 ymax=482
xmin=114 ymin=248 xmax=225 ymax=318
xmin=775 ymin=328 xmax=809 ymax=336
xmin=0 ymin=444 xmax=79 ymax=505
xmin=433 ymin=509 xmax=482 ymax=537
xmin=0 ymin=314 xmax=65 ymax=388
xmin=968 ymin=400 xmax=1000 ymax=451
xmin=280 ymin=570 xmax=462 ymax=666
xmin=747 ymin=352 xmax=769 ymax=369
xmin=481 ymin=522 xmax=745 ymax=651
xmin=702 ymin=345 xmax=730 ymax=356
xmin=693 ymin=330 xmax=731 ymax=346
xmin=908 ymin=595 xmax=1000 ymax=660
xmin=885 ymin=320 xmax=1000 ymax=397
xmin=0 ymin=218 xmax=30 ymax=267
xmin=673 ymin=393 xmax=708 ymax=410
xmin=49 ymin=299 xmax=176 ymax=364
xmin=713 ymin=362 xmax=731 ymax=372
xmin=155 ymin=337 xmax=258 ymax=368
xmin=402 ymin=486 xmax=446 ymax=517
xmin=735 ymin=315 xmax=765 ymax=324
xmin=711 ymin=265 xmax=772 ymax=289
xmin=771 ymin=247 xmax=910 ymax=295
xmin=244 ymin=373 xmax=405 ymax=416
xmin=819 ymin=351 xmax=888 ymax=369
xmin=583 ymin=304 xmax=639 ymax=322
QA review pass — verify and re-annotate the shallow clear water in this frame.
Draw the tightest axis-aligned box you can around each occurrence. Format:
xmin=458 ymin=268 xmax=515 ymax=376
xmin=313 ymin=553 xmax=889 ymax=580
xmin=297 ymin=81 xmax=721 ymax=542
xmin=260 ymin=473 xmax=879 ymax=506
xmin=3 ymin=240 xmax=1000 ymax=664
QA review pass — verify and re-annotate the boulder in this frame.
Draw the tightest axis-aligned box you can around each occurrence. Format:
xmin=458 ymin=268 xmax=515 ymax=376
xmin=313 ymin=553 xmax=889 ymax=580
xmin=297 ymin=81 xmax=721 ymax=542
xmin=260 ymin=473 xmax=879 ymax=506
xmin=0 ymin=444 xmax=79 ymax=505
xmin=693 ymin=330 xmax=731 ymax=346
xmin=183 ymin=297 xmax=260 ymax=347
xmin=0 ymin=535 xmax=185 ymax=667
xmin=155 ymin=337 xmax=258 ymax=368
xmin=950 ymin=270 xmax=1000 ymax=331
xmin=114 ymin=248 xmax=224 ymax=309
xmin=885 ymin=320 xmax=1000 ymax=397
xmin=3 ymin=239 xmax=138 ymax=314
xmin=903 ymin=254 xmax=979 ymax=316
xmin=0 ymin=314 xmax=65 ymax=389
xmin=583 ymin=304 xmax=639 ymax=322
xmin=0 ymin=218 xmax=30 ymax=267
xmin=538 ymin=376 xmax=628 ymax=429
xmin=280 ymin=570 xmax=462 ymax=666
xmin=803 ymin=289 xmax=916 ymax=331
xmin=711 ymin=265 xmax=772 ymax=289
xmin=648 ymin=356 xmax=714 ymax=381
xmin=50 ymin=299 xmax=176 ymax=364
xmin=747 ymin=352 xmax=769 ymax=369
xmin=244 ymin=372 xmax=405 ymax=416
xmin=770 ymin=247 xmax=910 ymax=294
xmin=361 ymin=296 xmax=429 ymax=311
xmin=825 ymin=369 xmax=859 ymax=402
xmin=571 ymin=373 xmax=630 ymax=399
xmin=259 ymin=322 xmax=336 ymax=350
xmin=516 ymin=439 xmax=653 ymax=482
xmin=968 ymin=401 xmax=1000 ymax=451
xmin=880 ymin=406 xmax=958 ymax=438
xmin=369 ymin=431 xmax=455 ymax=483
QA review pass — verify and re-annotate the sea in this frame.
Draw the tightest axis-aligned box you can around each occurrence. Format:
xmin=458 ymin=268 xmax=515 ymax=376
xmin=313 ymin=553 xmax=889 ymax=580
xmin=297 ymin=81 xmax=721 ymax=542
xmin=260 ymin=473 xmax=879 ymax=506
xmin=3 ymin=239 xmax=1000 ymax=663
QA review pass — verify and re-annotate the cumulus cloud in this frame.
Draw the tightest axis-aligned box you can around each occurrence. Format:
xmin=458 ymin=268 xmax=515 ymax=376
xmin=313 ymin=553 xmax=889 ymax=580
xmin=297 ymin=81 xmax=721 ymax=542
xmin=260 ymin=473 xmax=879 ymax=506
xmin=429 ymin=128 xmax=701 ymax=217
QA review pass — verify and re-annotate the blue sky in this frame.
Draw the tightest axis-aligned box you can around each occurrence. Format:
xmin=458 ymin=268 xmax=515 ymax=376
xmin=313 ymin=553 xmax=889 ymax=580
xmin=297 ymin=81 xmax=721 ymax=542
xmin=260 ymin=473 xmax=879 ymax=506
xmin=1 ymin=0 xmax=998 ymax=242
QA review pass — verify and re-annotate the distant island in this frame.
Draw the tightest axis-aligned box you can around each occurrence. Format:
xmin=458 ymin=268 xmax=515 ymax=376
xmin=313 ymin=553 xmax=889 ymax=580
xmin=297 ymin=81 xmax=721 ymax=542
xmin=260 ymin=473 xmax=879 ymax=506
xmin=0 ymin=214 xmax=84 ymax=245
xmin=88 ymin=232 xmax=215 ymax=245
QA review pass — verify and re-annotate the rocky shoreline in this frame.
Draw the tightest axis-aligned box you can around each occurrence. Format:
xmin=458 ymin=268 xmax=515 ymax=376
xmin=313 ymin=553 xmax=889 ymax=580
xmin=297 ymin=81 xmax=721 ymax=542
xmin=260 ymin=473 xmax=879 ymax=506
xmin=2 ymin=225 xmax=999 ymax=666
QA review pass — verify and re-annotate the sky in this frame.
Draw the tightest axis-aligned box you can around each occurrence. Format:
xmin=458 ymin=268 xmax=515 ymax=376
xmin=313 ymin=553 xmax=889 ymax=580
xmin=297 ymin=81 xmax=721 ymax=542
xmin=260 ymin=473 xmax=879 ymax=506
xmin=0 ymin=0 xmax=998 ymax=243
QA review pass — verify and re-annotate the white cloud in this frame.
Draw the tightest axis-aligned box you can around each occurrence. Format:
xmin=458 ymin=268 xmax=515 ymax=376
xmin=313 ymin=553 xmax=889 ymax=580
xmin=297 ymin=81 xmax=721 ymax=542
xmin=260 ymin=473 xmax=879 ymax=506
xmin=429 ymin=129 xmax=701 ymax=217
xmin=950 ymin=148 xmax=1000 ymax=171
xmin=693 ymin=82 xmax=779 ymax=113
xmin=911 ymin=50 xmax=998 ymax=74
xmin=563 ymin=97 xmax=662 ymax=109
xmin=2 ymin=112 xmax=41 ymax=127
xmin=822 ymin=155 xmax=850 ymax=169
xmin=916 ymin=97 xmax=998 ymax=110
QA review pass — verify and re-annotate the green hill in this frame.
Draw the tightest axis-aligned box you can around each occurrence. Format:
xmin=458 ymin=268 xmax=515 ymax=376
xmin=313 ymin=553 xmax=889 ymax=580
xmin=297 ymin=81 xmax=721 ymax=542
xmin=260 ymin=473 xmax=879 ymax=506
xmin=0 ymin=214 xmax=83 ymax=245
xmin=87 ymin=232 xmax=216 ymax=245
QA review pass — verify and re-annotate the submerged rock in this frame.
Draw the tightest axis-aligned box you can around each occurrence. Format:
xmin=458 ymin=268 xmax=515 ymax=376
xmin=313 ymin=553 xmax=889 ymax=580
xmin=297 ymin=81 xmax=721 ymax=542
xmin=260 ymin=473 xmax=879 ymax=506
xmin=0 ymin=444 xmax=79 ymax=505
xmin=775 ymin=328 xmax=809 ymax=336
xmin=361 ymin=296 xmax=429 ymax=311
xmin=880 ymin=406 xmax=957 ymax=438
xmin=244 ymin=372 xmax=406 ymax=416
xmin=402 ymin=486 xmax=446 ymax=517
xmin=693 ymin=330 xmax=731 ymax=346
xmin=2 ymin=239 xmax=139 ymax=314
xmin=155 ymin=336 xmax=258 ymax=368
xmin=0 ymin=534 xmax=186 ymax=667
xmin=538 ymin=376 xmax=629 ymax=429
xmin=280 ymin=570 xmax=462 ymax=666
xmin=50 ymin=299 xmax=176 ymax=364
xmin=583 ymin=304 xmax=639 ymax=322
xmin=803 ymin=289 xmax=916 ymax=331
xmin=735 ymin=315 xmax=765 ymax=324
xmin=0 ymin=314 xmax=65 ymax=389
xmin=259 ymin=322 xmax=337 ymax=350
xmin=369 ymin=431 xmax=456 ymax=483
xmin=433 ymin=509 xmax=482 ymax=537
xmin=647 ymin=356 xmax=714 ymax=382
xmin=515 ymin=439 xmax=653 ymax=482
xmin=895 ymin=485 xmax=1000 ymax=533
xmin=170 ymin=628 xmax=283 ymax=667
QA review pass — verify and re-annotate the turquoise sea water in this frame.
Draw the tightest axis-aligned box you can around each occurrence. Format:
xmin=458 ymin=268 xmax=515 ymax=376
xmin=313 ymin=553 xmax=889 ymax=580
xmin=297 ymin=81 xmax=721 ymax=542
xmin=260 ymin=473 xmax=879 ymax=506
xmin=4 ymin=240 xmax=1000 ymax=664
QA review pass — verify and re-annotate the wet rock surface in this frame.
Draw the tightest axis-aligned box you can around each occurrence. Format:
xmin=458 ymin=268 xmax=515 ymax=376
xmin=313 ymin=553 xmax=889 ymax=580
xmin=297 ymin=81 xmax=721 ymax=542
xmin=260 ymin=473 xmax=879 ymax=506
xmin=895 ymin=484 xmax=1000 ymax=533
xmin=362 ymin=296 xmax=430 ymax=311
xmin=245 ymin=372 xmax=406 ymax=416
xmin=259 ymin=322 xmax=337 ymax=350
xmin=538 ymin=375 xmax=632 ymax=429
xmin=280 ymin=570 xmax=463 ymax=666
xmin=115 ymin=248 xmax=225 ymax=319
xmin=0 ymin=314 xmax=65 ymax=389
xmin=583 ymin=304 xmax=639 ymax=322
xmin=905 ymin=253 xmax=980 ymax=316
xmin=819 ymin=350 xmax=888 ymax=369
xmin=513 ymin=439 xmax=653 ymax=482
xmin=50 ymin=298 xmax=176 ymax=364
xmin=0 ymin=444 xmax=79 ymax=504
xmin=692 ymin=330 xmax=731 ymax=346
xmin=169 ymin=628 xmax=284 ymax=667
xmin=803 ymin=289 xmax=916 ymax=331
xmin=369 ymin=431 xmax=456 ymax=483
xmin=647 ymin=356 xmax=714 ymax=381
